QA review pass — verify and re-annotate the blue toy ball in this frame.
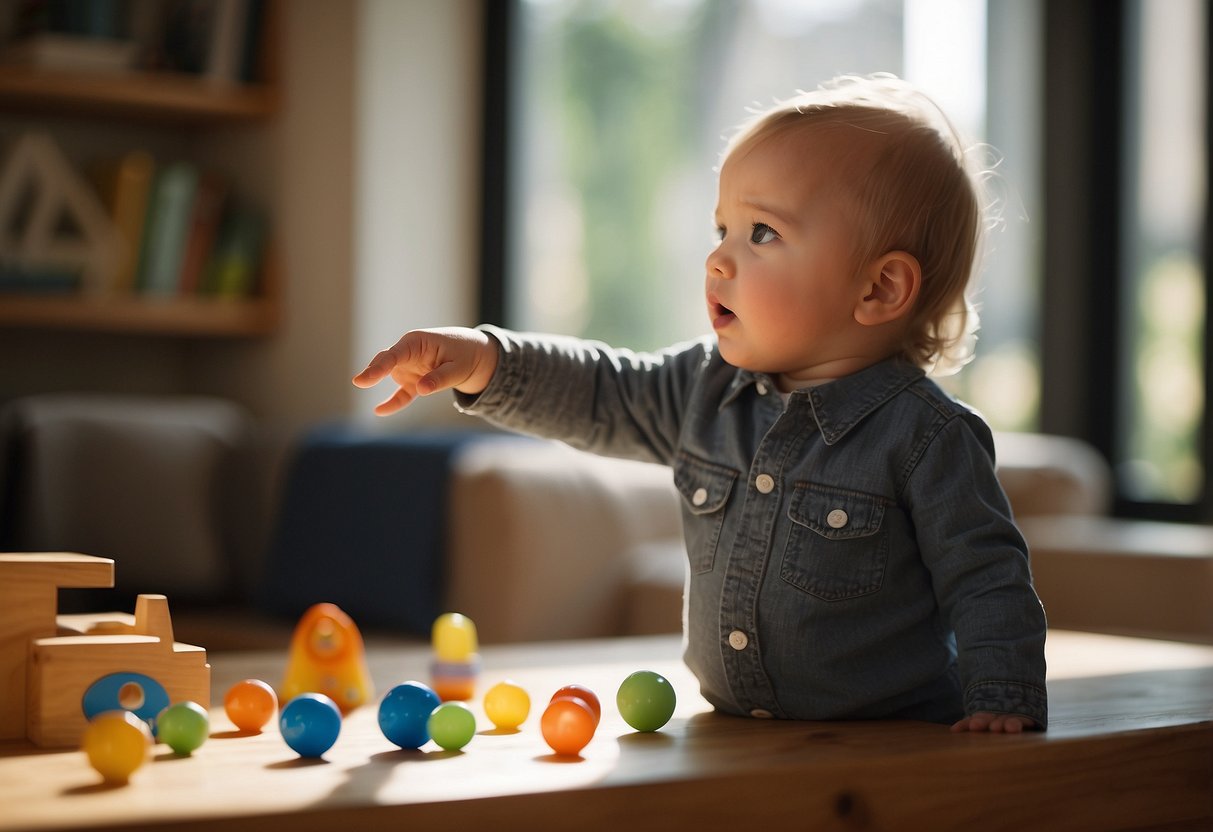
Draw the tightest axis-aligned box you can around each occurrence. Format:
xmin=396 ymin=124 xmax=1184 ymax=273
xmin=279 ymin=693 xmax=342 ymax=757
xmin=378 ymin=681 xmax=441 ymax=749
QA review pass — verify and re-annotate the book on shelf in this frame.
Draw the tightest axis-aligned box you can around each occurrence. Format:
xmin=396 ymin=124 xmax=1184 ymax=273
xmin=205 ymin=203 xmax=264 ymax=298
xmin=136 ymin=161 xmax=198 ymax=295
xmin=0 ymin=34 xmax=139 ymax=72
xmin=177 ymin=170 xmax=228 ymax=294
xmin=92 ymin=150 xmax=156 ymax=294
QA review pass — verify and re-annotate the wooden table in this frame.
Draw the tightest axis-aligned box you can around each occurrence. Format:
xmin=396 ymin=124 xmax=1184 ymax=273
xmin=1 ymin=630 xmax=1211 ymax=831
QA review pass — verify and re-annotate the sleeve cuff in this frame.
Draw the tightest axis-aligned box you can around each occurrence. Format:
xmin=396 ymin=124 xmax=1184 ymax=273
xmin=965 ymin=680 xmax=1049 ymax=729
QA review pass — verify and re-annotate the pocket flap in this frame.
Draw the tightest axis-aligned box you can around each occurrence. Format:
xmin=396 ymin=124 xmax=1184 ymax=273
xmin=788 ymin=483 xmax=885 ymax=539
xmin=673 ymin=453 xmax=737 ymax=515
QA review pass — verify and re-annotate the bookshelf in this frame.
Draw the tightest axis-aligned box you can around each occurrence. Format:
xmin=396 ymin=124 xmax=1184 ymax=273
xmin=0 ymin=2 xmax=281 ymax=339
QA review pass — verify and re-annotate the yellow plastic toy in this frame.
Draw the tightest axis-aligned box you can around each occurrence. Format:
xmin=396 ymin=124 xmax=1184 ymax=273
xmin=430 ymin=612 xmax=480 ymax=701
xmin=280 ymin=603 xmax=374 ymax=714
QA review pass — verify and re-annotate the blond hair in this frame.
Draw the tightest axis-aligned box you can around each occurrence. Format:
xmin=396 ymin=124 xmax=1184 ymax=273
xmin=722 ymin=74 xmax=986 ymax=375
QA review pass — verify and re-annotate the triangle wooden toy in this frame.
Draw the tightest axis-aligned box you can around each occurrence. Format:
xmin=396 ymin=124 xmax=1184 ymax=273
xmin=0 ymin=553 xmax=210 ymax=748
xmin=0 ymin=133 xmax=124 ymax=293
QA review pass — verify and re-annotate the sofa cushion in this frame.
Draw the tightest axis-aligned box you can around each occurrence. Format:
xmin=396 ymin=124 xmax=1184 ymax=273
xmin=1 ymin=394 xmax=250 ymax=603
xmin=256 ymin=426 xmax=482 ymax=635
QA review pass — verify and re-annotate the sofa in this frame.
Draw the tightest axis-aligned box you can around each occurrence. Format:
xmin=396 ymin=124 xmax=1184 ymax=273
xmin=2 ymin=392 xmax=1211 ymax=651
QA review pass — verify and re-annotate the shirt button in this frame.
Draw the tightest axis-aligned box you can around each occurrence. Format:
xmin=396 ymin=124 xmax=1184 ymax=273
xmin=756 ymin=382 xmax=768 ymax=396
xmin=728 ymin=630 xmax=749 ymax=650
xmin=827 ymin=508 xmax=849 ymax=529
xmin=750 ymin=708 xmax=774 ymax=719
xmin=755 ymin=473 xmax=775 ymax=494
xmin=691 ymin=487 xmax=708 ymax=507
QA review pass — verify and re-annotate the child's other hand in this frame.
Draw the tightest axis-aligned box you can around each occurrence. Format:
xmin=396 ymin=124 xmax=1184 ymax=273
xmin=352 ymin=327 xmax=498 ymax=416
xmin=950 ymin=712 xmax=1037 ymax=733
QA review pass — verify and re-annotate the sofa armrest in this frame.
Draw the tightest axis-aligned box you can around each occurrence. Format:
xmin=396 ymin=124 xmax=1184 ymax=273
xmin=994 ymin=431 xmax=1113 ymax=518
xmin=446 ymin=438 xmax=681 ymax=643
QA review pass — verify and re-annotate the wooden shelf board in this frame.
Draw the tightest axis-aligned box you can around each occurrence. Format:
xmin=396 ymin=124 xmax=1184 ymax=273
xmin=0 ymin=66 xmax=277 ymax=122
xmin=0 ymin=294 xmax=279 ymax=337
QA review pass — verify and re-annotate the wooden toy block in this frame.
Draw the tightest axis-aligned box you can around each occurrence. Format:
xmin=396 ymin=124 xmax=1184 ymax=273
xmin=0 ymin=553 xmax=210 ymax=749
xmin=0 ymin=553 xmax=115 ymax=742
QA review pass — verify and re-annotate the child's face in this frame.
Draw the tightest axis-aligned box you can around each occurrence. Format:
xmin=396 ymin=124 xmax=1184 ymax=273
xmin=706 ymin=129 xmax=873 ymax=385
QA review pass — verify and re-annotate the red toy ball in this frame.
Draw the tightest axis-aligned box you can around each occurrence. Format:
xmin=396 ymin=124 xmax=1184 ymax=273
xmin=550 ymin=684 xmax=601 ymax=726
xmin=541 ymin=695 xmax=596 ymax=756
xmin=224 ymin=678 xmax=278 ymax=733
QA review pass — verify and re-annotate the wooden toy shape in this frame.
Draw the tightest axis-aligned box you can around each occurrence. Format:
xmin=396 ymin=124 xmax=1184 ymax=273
xmin=0 ymin=553 xmax=210 ymax=749
xmin=0 ymin=553 xmax=114 ymax=742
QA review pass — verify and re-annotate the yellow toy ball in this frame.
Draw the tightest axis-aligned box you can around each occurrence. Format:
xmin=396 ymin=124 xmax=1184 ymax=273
xmin=82 ymin=710 xmax=153 ymax=784
xmin=483 ymin=680 xmax=530 ymax=730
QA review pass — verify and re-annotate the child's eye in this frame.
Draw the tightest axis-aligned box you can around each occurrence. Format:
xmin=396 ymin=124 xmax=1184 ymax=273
xmin=750 ymin=223 xmax=779 ymax=244
xmin=715 ymin=225 xmax=726 ymax=241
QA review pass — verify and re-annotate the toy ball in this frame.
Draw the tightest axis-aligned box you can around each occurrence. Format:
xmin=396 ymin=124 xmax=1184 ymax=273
xmin=82 ymin=710 xmax=153 ymax=784
xmin=540 ymin=696 xmax=596 ymax=757
xmin=378 ymin=681 xmax=442 ymax=750
xmin=156 ymin=701 xmax=210 ymax=755
xmin=432 ymin=612 xmax=478 ymax=662
xmin=484 ymin=680 xmax=531 ymax=730
xmin=427 ymin=701 xmax=477 ymax=751
xmin=616 ymin=670 xmax=676 ymax=732
xmin=550 ymin=684 xmax=601 ymax=726
xmin=279 ymin=693 xmax=342 ymax=758
xmin=224 ymin=679 xmax=278 ymax=733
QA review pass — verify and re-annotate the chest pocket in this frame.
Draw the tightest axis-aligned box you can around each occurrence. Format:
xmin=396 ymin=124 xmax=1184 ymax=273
xmin=781 ymin=482 xmax=889 ymax=601
xmin=673 ymin=452 xmax=737 ymax=574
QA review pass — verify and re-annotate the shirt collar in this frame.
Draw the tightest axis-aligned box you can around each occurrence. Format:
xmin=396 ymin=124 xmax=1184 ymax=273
xmin=721 ymin=358 xmax=926 ymax=445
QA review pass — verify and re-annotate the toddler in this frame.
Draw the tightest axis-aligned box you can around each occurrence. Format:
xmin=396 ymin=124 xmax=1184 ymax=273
xmin=354 ymin=75 xmax=1048 ymax=732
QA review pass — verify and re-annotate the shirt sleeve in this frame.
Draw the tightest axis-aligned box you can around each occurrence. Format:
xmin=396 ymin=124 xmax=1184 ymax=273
xmin=905 ymin=413 xmax=1049 ymax=728
xmin=452 ymin=325 xmax=709 ymax=467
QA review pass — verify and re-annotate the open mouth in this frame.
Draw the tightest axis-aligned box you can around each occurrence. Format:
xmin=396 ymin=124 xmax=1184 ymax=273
xmin=710 ymin=301 xmax=735 ymax=330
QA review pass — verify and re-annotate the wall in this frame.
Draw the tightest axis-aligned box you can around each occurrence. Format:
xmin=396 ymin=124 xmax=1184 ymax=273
xmin=350 ymin=0 xmax=483 ymax=429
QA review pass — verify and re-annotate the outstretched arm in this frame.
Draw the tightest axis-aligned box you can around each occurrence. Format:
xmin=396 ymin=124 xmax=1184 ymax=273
xmin=352 ymin=327 xmax=499 ymax=416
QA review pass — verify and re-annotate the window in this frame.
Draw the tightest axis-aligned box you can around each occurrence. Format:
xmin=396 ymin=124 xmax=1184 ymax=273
xmin=485 ymin=0 xmax=1044 ymax=432
xmin=1116 ymin=0 xmax=1208 ymax=505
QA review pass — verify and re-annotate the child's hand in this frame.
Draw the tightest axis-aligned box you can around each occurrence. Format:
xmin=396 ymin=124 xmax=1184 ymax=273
xmin=352 ymin=327 xmax=499 ymax=416
xmin=950 ymin=712 xmax=1037 ymax=733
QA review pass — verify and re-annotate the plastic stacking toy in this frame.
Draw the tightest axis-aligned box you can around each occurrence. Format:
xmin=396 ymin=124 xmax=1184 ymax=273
xmin=430 ymin=612 xmax=480 ymax=701
xmin=616 ymin=670 xmax=676 ymax=732
xmin=427 ymin=701 xmax=477 ymax=751
xmin=82 ymin=710 xmax=153 ymax=784
xmin=484 ymin=680 xmax=531 ymax=731
xmin=378 ymin=681 xmax=442 ymax=749
xmin=156 ymin=701 xmax=209 ymax=755
xmin=224 ymin=679 xmax=278 ymax=733
xmin=541 ymin=694 xmax=597 ymax=757
xmin=281 ymin=603 xmax=374 ymax=714
xmin=280 ymin=693 xmax=342 ymax=758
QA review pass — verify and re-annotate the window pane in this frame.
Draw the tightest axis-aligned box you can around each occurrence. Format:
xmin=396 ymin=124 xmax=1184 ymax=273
xmin=509 ymin=0 xmax=1041 ymax=430
xmin=1117 ymin=0 xmax=1207 ymax=503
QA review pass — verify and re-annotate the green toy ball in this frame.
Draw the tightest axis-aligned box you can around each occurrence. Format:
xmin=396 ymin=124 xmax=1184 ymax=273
xmin=616 ymin=670 xmax=676 ymax=732
xmin=427 ymin=701 xmax=477 ymax=751
xmin=156 ymin=701 xmax=210 ymax=755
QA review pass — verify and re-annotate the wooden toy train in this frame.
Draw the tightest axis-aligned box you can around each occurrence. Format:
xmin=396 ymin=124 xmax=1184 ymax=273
xmin=0 ymin=553 xmax=210 ymax=748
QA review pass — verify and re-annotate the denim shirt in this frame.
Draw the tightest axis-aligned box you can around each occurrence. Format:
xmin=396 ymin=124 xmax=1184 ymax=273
xmin=456 ymin=326 xmax=1048 ymax=727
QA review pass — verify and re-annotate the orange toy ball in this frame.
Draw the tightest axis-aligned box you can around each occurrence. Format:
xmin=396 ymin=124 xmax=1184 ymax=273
xmin=550 ymin=684 xmax=601 ymax=726
xmin=225 ymin=679 xmax=279 ymax=732
xmin=540 ymin=696 xmax=596 ymax=757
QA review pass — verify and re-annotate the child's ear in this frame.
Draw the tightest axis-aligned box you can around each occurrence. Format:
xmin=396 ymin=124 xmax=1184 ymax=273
xmin=854 ymin=251 xmax=921 ymax=326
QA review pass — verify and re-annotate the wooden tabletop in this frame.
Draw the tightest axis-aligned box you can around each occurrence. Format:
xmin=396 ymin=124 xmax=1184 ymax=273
xmin=1 ymin=629 xmax=1211 ymax=832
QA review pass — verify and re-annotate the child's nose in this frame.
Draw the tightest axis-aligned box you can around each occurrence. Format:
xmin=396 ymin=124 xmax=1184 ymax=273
xmin=705 ymin=243 xmax=733 ymax=278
